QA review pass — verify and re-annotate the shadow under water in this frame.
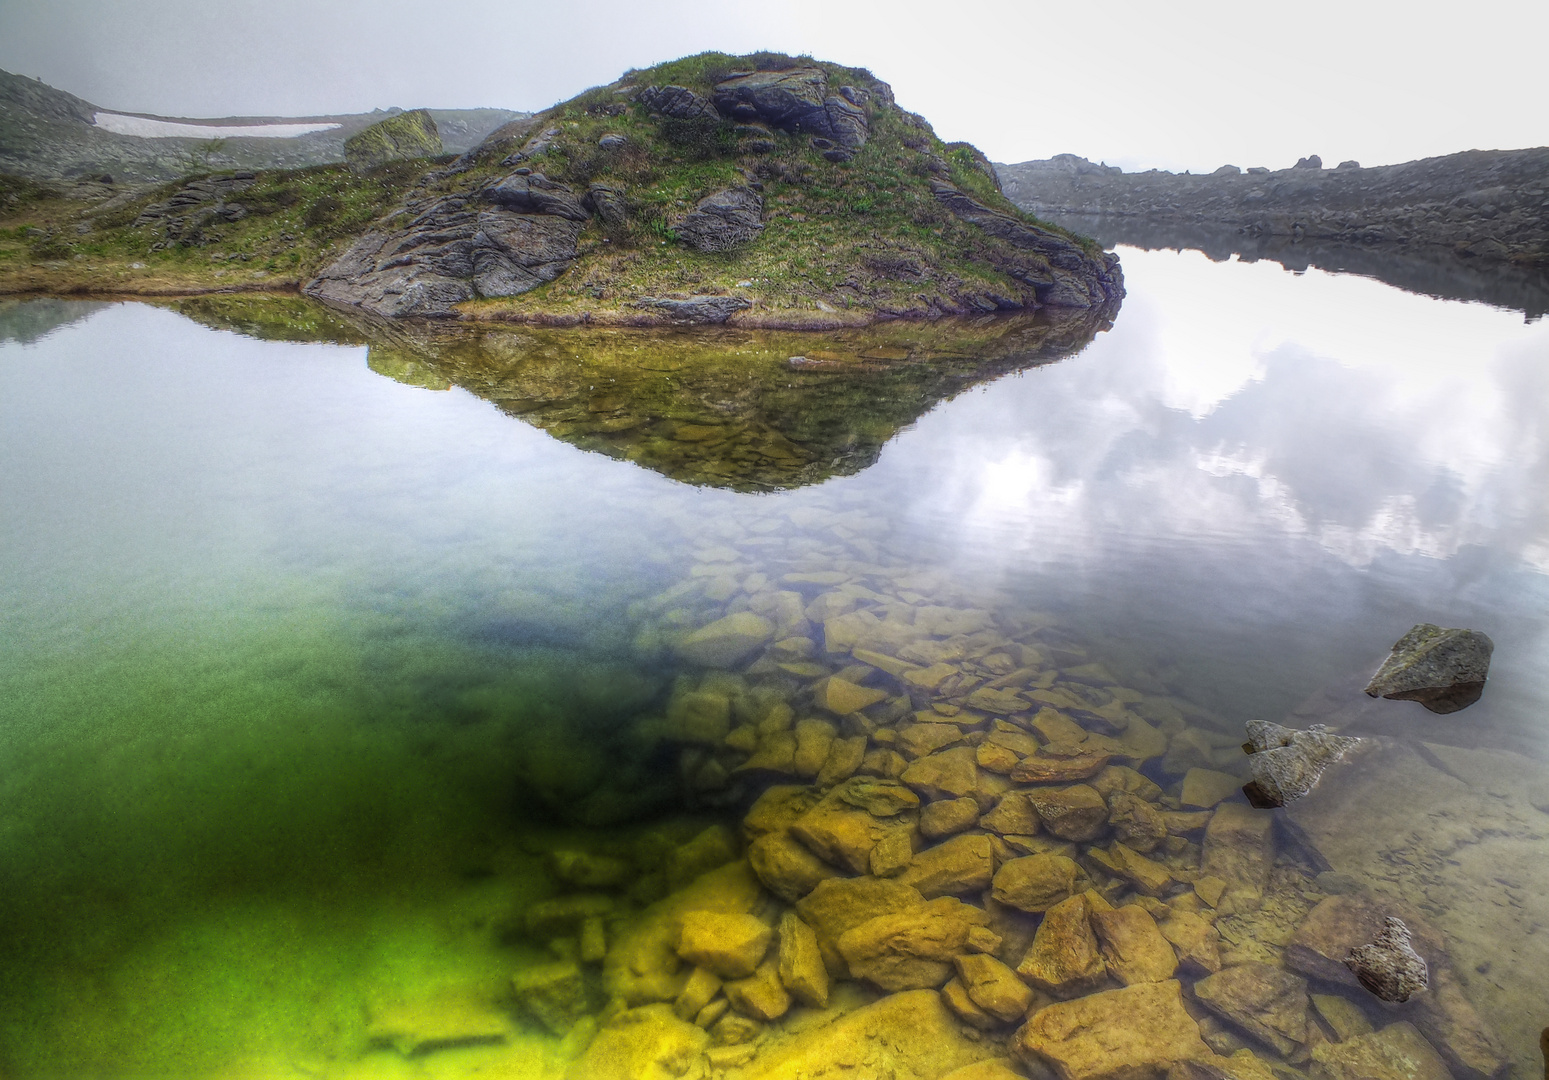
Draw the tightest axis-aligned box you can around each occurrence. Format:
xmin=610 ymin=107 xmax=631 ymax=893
xmin=167 ymin=295 xmax=1121 ymax=492
xmin=1046 ymin=213 xmax=1549 ymax=321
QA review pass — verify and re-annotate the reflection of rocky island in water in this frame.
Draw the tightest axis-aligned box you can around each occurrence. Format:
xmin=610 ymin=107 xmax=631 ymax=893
xmin=171 ymin=295 xmax=1120 ymax=491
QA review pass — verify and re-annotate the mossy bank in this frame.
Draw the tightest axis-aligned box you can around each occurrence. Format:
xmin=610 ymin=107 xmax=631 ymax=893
xmin=0 ymin=53 xmax=1123 ymax=327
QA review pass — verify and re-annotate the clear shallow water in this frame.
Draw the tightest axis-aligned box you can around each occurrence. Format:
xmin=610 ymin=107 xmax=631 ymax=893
xmin=1 ymin=248 xmax=1547 ymax=1079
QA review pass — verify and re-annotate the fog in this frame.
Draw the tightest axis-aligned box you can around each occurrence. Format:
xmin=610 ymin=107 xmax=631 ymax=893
xmin=3 ymin=0 xmax=1545 ymax=173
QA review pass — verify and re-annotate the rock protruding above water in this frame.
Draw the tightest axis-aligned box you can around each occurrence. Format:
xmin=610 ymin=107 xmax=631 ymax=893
xmin=1364 ymin=623 xmax=1494 ymax=713
xmin=1345 ymin=917 xmax=1429 ymax=1003
xmin=1240 ymin=720 xmax=1364 ymax=808
xmin=344 ymin=108 xmax=444 ymax=174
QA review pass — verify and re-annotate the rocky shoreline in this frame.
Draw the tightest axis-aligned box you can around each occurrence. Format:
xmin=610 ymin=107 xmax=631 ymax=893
xmin=997 ymin=151 xmax=1549 ymax=269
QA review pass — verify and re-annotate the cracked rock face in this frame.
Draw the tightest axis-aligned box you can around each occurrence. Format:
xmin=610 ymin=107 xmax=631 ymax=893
xmin=1345 ymin=917 xmax=1429 ymax=1003
xmin=1241 ymin=720 xmax=1364 ymax=808
xmin=674 ymin=186 xmax=764 ymax=253
xmin=1364 ymin=623 xmax=1494 ymax=713
xmin=710 ymin=68 xmax=870 ymax=149
xmin=637 ymin=85 xmax=715 ymax=121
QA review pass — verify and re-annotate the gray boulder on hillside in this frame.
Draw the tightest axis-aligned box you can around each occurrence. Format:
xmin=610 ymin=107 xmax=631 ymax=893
xmin=1364 ymin=623 xmax=1494 ymax=714
xmin=674 ymin=186 xmax=764 ymax=252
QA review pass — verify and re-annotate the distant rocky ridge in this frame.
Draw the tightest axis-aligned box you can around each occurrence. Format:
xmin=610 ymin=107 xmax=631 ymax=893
xmin=0 ymin=68 xmax=522 ymax=182
xmin=997 ymin=150 xmax=1549 ymax=268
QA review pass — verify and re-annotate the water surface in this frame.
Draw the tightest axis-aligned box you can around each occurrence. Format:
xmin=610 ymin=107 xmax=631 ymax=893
xmin=2 ymin=247 xmax=1546 ymax=1078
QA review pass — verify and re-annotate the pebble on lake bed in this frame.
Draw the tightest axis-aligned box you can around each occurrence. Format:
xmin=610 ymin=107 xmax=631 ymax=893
xmin=1345 ymin=917 xmax=1429 ymax=1003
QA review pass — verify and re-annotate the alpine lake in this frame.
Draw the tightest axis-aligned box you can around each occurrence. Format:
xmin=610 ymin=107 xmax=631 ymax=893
xmin=2 ymin=243 xmax=1547 ymax=1080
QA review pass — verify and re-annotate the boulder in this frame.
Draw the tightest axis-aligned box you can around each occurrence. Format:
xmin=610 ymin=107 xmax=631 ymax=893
xmin=1240 ymin=720 xmax=1364 ymax=808
xmin=1309 ymin=1023 xmax=1453 ymax=1080
xmin=565 ymin=1003 xmax=709 ymax=1080
xmin=511 ymin=960 xmax=588 ymax=1035
xmin=676 ymin=611 xmax=775 ymax=666
xmin=747 ymin=830 xmax=841 ymax=903
xmin=711 ymin=67 xmax=870 ymax=148
xmin=603 ymin=861 xmax=763 ymax=1005
xmin=1018 ymin=892 xmax=1108 ymax=997
xmin=943 ymin=976 xmax=1001 ymax=1030
xmin=1158 ymin=911 xmax=1222 ymax=975
xmin=1106 ymin=842 xmax=1174 ymax=897
xmin=901 ymin=746 xmax=980 ymax=801
xmin=981 ymin=792 xmax=1043 ymax=836
xmin=838 ymin=776 xmax=921 ymax=816
xmin=921 ymin=796 xmax=981 ymax=838
xmin=793 ymin=717 xmax=838 ymax=778
xmin=1012 ymin=749 xmax=1113 ymax=784
xmin=724 ymin=957 xmax=791 ymax=1021
xmin=583 ymin=182 xmax=629 ymax=229
xmin=1028 ymin=786 xmax=1109 ymax=841
xmin=673 ymin=966 xmax=721 ymax=1022
xmin=676 ymin=911 xmax=772 ymax=979
xmin=870 ymin=827 xmax=915 ymax=876
xmin=1092 ymin=905 xmax=1178 ymax=985
xmin=777 ymin=911 xmax=829 ymax=1007
xmin=675 ymin=186 xmax=765 ymax=252
xmin=1364 ymin=624 xmax=1494 ymax=713
xmin=344 ymin=108 xmax=443 ymax=173
xmin=1345 ymin=917 xmax=1429 ymax=1002
xmin=837 ymin=896 xmax=989 ymax=991
xmin=955 ymin=952 xmax=1036 ymax=1022
xmin=816 ymin=676 xmax=889 ymax=716
xmin=1193 ymin=963 xmax=1309 ymax=1056
xmin=364 ymin=987 xmax=512 ymax=1055
xmin=992 ymin=853 xmax=1081 ymax=913
xmin=796 ymin=876 xmax=926 ymax=975
xmin=1013 ymin=980 xmax=1211 ymax=1080
xmin=789 ymin=792 xmax=889 ymax=875
xmin=742 ymin=989 xmax=993 ymax=1080
xmin=1285 ymin=895 xmax=1448 ymax=990
xmin=1108 ymin=791 xmax=1167 ymax=852
xmin=897 ymin=833 xmax=994 ymax=898
xmin=942 ymin=1060 xmax=1039 ymax=1080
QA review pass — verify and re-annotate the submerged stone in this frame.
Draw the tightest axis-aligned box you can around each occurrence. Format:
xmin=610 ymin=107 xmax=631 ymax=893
xmin=1310 ymin=1023 xmax=1452 ymax=1080
xmin=1364 ymin=623 xmax=1494 ymax=713
xmin=1240 ymin=720 xmax=1364 ymax=808
xmin=1013 ymin=980 xmax=1211 ymax=1080
xmin=1017 ymin=892 xmax=1108 ymax=997
xmin=1345 ymin=916 xmax=1429 ymax=1003
xmin=1193 ymin=963 xmax=1309 ymax=1056
xmin=676 ymin=612 xmax=776 ymax=667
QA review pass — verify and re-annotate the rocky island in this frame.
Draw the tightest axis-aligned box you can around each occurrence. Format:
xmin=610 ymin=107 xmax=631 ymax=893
xmin=0 ymin=53 xmax=1123 ymax=327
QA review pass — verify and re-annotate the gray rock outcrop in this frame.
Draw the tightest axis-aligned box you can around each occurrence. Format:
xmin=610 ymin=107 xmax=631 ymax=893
xmin=637 ymin=85 xmax=715 ymax=120
xmin=633 ymin=295 xmax=751 ymax=324
xmin=711 ymin=68 xmax=870 ymax=148
xmin=673 ymin=186 xmax=764 ymax=252
xmin=1345 ymin=917 xmax=1429 ymax=1003
xmin=1240 ymin=720 xmax=1364 ymax=808
xmin=1364 ymin=623 xmax=1494 ymax=714
xmin=303 ymin=171 xmax=585 ymax=317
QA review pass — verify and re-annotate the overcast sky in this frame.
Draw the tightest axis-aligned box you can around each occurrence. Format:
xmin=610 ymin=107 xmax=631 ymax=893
xmin=3 ymin=0 xmax=1545 ymax=173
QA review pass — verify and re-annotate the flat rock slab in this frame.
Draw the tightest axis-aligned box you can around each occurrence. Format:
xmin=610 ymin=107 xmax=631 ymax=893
xmin=1014 ymin=979 xmax=1211 ymax=1080
xmin=1310 ymin=1022 xmax=1453 ymax=1080
xmin=743 ymin=988 xmax=994 ymax=1080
